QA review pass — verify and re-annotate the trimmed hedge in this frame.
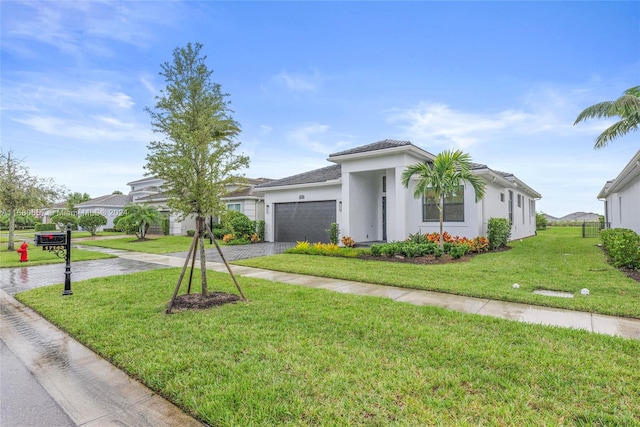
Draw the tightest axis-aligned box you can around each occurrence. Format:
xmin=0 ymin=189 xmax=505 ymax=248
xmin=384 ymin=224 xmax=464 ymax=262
xmin=601 ymin=228 xmax=640 ymax=270
xmin=35 ymin=223 xmax=57 ymax=231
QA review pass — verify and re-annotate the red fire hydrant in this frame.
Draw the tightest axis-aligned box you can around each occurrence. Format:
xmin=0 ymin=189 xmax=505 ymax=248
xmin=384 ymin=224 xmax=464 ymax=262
xmin=16 ymin=241 xmax=29 ymax=262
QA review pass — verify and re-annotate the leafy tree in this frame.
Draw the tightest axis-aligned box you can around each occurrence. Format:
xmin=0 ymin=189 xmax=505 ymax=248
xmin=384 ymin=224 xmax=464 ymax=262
xmin=536 ymin=212 xmax=548 ymax=230
xmin=77 ymin=213 xmax=108 ymax=236
xmin=115 ymin=203 xmax=164 ymax=240
xmin=145 ymin=42 xmax=249 ymax=303
xmin=112 ymin=190 xmax=123 ymax=195
xmin=401 ymin=149 xmax=486 ymax=248
xmin=574 ymin=85 xmax=640 ymax=149
xmin=66 ymin=192 xmax=91 ymax=211
xmin=51 ymin=212 xmax=77 ymax=231
xmin=0 ymin=151 xmax=65 ymax=250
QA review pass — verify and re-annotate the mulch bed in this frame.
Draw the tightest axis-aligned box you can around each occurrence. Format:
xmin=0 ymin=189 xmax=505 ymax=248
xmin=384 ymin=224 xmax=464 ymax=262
xmin=168 ymin=292 xmax=241 ymax=312
xmin=358 ymin=246 xmax=512 ymax=265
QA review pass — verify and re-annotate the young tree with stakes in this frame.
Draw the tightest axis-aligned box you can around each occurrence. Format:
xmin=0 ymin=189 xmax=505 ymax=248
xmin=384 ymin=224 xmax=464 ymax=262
xmin=145 ymin=42 xmax=249 ymax=312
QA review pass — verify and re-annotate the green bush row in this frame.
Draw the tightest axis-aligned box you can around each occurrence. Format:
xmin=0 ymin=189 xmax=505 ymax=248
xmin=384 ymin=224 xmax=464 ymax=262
xmin=601 ymin=228 xmax=640 ymax=270
xmin=369 ymin=241 xmax=472 ymax=259
xmin=35 ymin=223 xmax=58 ymax=231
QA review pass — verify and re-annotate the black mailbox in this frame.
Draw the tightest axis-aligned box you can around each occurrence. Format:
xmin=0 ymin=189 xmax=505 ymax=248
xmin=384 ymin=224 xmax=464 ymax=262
xmin=34 ymin=232 xmax=67 ymax=246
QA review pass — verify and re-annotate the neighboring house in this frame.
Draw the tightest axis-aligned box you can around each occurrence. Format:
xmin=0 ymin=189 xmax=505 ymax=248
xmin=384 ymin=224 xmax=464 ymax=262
xmin=555 ymin=212 xmax=601 ymax=222
xmin=257 ymin=139 xmax=541 ymax=243
xmin=598 ymin=149 xmax=640 ymax=234
xmin=127 ymin=176 xmax=272 ymax=235
xmin=222 ymin=177 xmax=273 ymax=221
xmin=41 ymin=201 xmax=68 ymax=224
xmin=75 ymin=193 xmax=133 ymax=230
xmin=544 ymin=213 xmax=559 ymax=223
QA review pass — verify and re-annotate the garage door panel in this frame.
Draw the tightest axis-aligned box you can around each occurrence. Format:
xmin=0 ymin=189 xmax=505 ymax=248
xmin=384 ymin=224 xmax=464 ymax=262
xmin=274 ymin=201 xmax=336 ymax=243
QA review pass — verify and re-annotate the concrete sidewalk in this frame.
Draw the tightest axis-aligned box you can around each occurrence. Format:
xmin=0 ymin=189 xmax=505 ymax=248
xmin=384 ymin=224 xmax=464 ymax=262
xmin=112 ymin=249 xmax=640 ymax=340
xmin=1 ymin=244 xmax=639 ymax=427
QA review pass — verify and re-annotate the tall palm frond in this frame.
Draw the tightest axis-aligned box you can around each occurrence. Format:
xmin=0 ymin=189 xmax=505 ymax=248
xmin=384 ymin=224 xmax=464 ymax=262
xmin=574 ymin=86 xmax=640 ymax=149
xmin=401 ymin=149 xmax=486 ymax=247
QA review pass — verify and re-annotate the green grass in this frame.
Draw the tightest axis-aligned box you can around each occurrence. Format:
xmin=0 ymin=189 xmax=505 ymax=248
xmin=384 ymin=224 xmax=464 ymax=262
xmin=236 ymin=227 xmax=640 ymax=318
xmin=16 ymin=269 xmax=640 ymax=426
xmin=77 ymin=235 xmax=225 ymax=254
xmin=0 ymin=247 xmax=115 ymax=267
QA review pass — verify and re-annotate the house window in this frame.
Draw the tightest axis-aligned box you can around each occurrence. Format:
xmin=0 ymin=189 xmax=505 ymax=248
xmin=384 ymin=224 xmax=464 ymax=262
xmin=508 ymin=191 xmax=513 ymax=224
xmin=500 ymin=193 xmax=505 ymax=202
xmin=227 ymin=203 xmax=242 ymax=212
xmin=517 ymin=194 xmax=522 ymax=208
xmin=382 ymin=176 xmax=386 ymax=193
xmin=522 ymin=196 xmax=525 ymax=224
xmin=422 ymin=186 xmax=464 ymax=222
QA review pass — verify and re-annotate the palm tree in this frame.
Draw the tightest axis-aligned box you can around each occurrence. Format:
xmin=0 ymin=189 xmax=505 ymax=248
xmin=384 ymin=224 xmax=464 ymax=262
xmin=116 ymin=203 xmax=165 ymax=240
xmin=401 ymin=149 xmax=486 ymax=248
xmin=574 ymin=85 xmax=640 ymax=149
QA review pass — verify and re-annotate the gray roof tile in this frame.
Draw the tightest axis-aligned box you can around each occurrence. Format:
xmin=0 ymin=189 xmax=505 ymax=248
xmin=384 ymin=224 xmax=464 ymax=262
xmin=76 ymin=194 xmax=132 ymax=207
xmin=329 ymin=139 xmax=413 ymax=157
xmin=257 ymin=165 xmax=342 ymax=188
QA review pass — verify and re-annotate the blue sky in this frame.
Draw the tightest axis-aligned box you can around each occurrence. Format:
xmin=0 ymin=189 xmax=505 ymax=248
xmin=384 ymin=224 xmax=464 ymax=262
xmin=1 ymin=1 xmax=638 ymax=218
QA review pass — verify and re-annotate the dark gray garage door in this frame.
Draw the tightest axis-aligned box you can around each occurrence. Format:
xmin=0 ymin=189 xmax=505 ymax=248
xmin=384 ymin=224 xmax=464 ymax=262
xmin=274 ymin=201 xmax=336 ymax=243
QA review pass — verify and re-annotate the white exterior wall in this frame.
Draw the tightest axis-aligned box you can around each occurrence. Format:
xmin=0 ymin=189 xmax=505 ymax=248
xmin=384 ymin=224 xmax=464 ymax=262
xmin=606 ymin=177 xmax=640 ymax=233
xmin=262 ymin=184 xmax=341 ymax=242
xmin=401 ymin=180 xmax=537 ymax=241
xmin=77 ymin=206 xmax=124 ymax=230
xmin=225 ymin=199 xmax=264 ymax=221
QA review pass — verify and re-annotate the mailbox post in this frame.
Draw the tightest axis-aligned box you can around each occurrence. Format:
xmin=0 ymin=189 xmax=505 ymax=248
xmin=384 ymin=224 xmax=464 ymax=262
xmin=34 ymin=225 xmax=73 ymax=295
xmin=63 ymin=224 xmax=72 ymax=295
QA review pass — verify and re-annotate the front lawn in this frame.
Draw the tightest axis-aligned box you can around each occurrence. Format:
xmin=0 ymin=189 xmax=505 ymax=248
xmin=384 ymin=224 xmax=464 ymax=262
xmin=0 ymin=247 xmax=115 ymax=267
xmin=236 ymin=227 xmax=640 ymax=318
xmin=77 ymin=235 xmax=215 ymax=254
xmin=16 ymin=269 xmax=640 ymax=426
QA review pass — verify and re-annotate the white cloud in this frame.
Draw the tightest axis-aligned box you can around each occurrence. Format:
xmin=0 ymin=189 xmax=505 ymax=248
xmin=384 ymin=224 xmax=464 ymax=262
xmin=288 ymin=123 xmax=331 ymax=153
xmin=273 ymin=69 xmax=320 ymax=92
xmin=2 ymin=1 xmax=181 ymax=58
xmin=388 ymin=102 xmax=534 ymax=149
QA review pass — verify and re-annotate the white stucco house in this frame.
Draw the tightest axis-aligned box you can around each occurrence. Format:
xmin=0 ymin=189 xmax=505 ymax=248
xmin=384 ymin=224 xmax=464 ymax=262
xmin=598 ymin=149 xmax=640 ymax=234
xmin=257 ymin=140 xmax=541 ymax=243
xmin=75 ymin=193 xmax=133 ymax=230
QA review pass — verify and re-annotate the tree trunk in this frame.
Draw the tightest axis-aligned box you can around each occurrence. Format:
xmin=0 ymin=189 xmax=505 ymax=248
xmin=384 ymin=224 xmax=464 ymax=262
xmin=197 ymin=216 xmax=208 ymax=296
xmin=8 ymin=208 xmax=16 ymax=251
xmin=438 ymin=198 xmax=444 ymax=249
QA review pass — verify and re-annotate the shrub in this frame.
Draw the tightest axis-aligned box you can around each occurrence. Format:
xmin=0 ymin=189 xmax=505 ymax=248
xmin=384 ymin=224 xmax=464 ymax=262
xmin=407 ymin=232 xmax=428 ymax=244
xmin=536 ymin=212 xmax=548 ymax=230
xmin=250 ymin=233 xmax=260 ymax=243
xmin=222 ymin=233 xmax=235 ymax=243
xmin=51 ymin=213 xmax=77 ymax=231
xmin=341 ymin=236 xmax=355 ymax=247
xmin=449 ymin=243 xmax=471 ymax=259
xmin=255 ymin=220 xmax=265 ymax=241
xmin=77 ymin=213 xmax=108 ymax=236
xmin=35 ymin=223 xmax=57 ymax=232
xmin=601 ymin=228 xmax=640 ymax=269
xmin=162 ymin=217 xmax=170 ymax=236
xmin=211 ymin=222 xmax=225 ymax=239
xmin=187 ymin=230 xmax=195 ymax=237
xmin=326 ymin=222 xmax=340 ymax=245
xmin=487 ymin=217 xmax=511 ymax=249
xmin=223 ymin=211 xmax=254 ymax=239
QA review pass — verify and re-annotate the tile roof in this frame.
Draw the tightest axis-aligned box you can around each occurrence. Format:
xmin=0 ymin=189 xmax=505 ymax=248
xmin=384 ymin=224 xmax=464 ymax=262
xmin=329 ymin=139 xmax=413 ymax=157
xmin=75 ymin=194 xmax=132 ymax=207
xmin=256 ymin=165 xmax=342 ymax=188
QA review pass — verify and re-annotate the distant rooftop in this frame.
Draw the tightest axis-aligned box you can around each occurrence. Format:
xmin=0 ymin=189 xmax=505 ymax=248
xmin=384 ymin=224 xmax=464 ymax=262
xmin=257 ymin=165 xmax=342 ymax=188
xmin=329 ymin=139 xmax=413 ymax=157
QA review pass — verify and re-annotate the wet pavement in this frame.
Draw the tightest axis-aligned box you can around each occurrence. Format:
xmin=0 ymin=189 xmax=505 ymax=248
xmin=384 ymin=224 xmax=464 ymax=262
xmin=1 ymin=240 xmax=639 ymax=427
